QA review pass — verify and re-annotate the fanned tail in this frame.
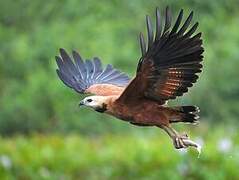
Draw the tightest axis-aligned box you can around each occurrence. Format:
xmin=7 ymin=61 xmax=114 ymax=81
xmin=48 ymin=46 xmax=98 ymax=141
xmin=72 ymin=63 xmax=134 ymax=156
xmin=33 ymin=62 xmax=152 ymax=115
xmin=170 ymin=106 xmax=200 ymax=124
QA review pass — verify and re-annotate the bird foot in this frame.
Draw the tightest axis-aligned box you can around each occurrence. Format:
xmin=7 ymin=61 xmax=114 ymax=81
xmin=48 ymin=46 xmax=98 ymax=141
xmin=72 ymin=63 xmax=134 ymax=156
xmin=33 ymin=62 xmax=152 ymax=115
xmin=173 ymin=133 xmax=201 ymax=156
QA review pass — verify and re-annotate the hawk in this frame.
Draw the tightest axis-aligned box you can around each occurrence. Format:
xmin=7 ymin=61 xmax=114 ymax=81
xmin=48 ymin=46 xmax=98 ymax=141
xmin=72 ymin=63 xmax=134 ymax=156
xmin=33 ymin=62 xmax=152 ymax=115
xmin=56 ymin=7 xmax=204 ymax=153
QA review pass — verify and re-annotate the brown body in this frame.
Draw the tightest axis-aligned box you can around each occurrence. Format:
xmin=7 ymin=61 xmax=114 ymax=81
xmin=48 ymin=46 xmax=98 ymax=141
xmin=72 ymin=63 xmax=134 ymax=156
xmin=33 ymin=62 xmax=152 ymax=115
xmin=105 ymin=95 xmax=179 ymax=126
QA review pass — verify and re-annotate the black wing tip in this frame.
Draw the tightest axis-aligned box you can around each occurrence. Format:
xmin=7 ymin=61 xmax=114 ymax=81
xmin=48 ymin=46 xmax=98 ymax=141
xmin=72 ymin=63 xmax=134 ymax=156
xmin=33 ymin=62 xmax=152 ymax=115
xmin=55 ymin=55 xmax=61 ymax=61
xmin=165 ymin=6 xmax=169 ymax=11
xmin=165 ymin=6 xmax=172 ymax=17
xmin=93 ymin=57 xmax=100 ymax=61
xmin=146 ymin=15 xmax=154 ymax=48
xmin=193 ymin=22 xmax=199 ymax=29
xmin=56 ymin=69 xmax=73 ymax=89
xmin=139 ymin=32 xmax=146 ymax=56
xmin=155 ymin=7 xmax=160 ymax=19
xmin=59 ymin=48 xmax=72 ymax=60
xmin=59 ymin=48 xmax=66 ymax=54
xmin=178 ymin=9 xmax=184 ymax=18
xmin=139 ymin=6 xmax=200 ymax=55
xmin=72 ymin=49 xmax=78 ymax=54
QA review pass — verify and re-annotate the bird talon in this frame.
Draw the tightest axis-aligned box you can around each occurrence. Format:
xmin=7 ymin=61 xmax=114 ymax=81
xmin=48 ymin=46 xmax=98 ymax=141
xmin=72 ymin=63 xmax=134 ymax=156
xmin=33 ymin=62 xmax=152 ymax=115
xmin=173 ymin=136 xmax=187 ymax=149
xmin=173 ymin=135 xmax=202 ymax=155
xmin=179 ymin=138 xmax=187 ymax=148
xmin=173 ymin=137 xmax=179 ymax=149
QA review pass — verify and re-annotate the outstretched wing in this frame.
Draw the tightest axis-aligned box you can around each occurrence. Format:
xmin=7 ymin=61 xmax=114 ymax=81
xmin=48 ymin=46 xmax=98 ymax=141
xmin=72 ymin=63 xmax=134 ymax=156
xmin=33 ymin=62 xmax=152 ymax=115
xmin=56 ymin=49 xmax=130 ymax=96
xmin=118 ymin=7 xmax=204 ymax=104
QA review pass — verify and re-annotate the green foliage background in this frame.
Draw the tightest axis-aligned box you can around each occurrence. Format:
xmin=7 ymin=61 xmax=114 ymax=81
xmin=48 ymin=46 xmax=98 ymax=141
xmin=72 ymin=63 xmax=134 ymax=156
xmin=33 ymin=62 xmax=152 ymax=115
xmin=0 ymin=0 xmax=239 ymax=179
xmin=0 ymin=131 xmax=238 ymax=179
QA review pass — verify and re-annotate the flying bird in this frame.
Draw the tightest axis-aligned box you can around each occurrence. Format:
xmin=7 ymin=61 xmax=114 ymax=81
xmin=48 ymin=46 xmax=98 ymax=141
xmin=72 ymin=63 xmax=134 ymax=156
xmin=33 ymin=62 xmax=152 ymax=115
xmin=56 ymin=7 xmax=204 ymax=152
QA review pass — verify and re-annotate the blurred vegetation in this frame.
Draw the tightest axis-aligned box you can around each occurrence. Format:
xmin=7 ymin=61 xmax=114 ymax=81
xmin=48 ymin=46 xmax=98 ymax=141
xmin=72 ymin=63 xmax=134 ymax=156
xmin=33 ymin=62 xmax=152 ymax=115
xmin=0 ymin=129 xmax=238 ymax=179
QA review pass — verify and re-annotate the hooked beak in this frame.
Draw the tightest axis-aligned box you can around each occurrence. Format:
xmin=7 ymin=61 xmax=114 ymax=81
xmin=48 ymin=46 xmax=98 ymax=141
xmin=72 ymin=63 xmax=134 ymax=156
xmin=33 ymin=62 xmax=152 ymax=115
xmin=79 ymin=100 xmax=84 ymax=107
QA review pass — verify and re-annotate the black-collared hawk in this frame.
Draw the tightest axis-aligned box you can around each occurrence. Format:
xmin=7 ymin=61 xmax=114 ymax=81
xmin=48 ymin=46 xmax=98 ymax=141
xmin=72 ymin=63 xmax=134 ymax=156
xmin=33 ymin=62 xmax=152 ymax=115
xmin=56 ymin=7 xmax=204 ymax=153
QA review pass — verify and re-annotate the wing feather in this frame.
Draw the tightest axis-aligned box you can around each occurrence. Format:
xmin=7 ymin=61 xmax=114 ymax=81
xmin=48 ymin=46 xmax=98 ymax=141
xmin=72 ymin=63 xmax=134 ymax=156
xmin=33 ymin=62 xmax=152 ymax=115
xmin=118 ymin=7 xmax=204 ymax=104
xmin=72 ymin=50 xmax=87 ymax=80
xmin=155 ymin=7 xmax=162 ymax=40
xmin=146 ymin=15 xmax=154 ymax=48
xmin=56 ymin=49 xmax=130 ymax=95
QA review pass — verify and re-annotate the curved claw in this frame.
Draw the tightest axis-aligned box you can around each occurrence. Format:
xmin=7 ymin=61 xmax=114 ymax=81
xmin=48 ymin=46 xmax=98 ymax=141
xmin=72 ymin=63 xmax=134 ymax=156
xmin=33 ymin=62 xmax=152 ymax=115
xmin=173 ymin=135 xmax=202 ymax=156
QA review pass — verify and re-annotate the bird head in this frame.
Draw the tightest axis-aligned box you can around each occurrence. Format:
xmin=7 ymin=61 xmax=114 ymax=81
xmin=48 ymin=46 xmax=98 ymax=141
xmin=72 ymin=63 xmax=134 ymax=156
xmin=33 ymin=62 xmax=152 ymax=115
xmin=79 ymin=96 xmax=108 ymax=113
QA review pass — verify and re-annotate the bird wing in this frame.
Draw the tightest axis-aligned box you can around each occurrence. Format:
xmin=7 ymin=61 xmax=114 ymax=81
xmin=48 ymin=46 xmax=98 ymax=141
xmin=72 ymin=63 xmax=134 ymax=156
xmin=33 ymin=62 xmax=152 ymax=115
xmin=56 ymin=49 xmax=130 ymax=96
xmin=117 ymin=7 xmax=204 ymax=104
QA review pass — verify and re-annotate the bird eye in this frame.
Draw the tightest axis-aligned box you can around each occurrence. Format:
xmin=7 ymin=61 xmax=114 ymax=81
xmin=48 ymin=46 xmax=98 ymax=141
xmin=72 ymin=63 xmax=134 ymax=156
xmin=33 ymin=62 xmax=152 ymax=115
xmin=87 ymin=99 xmax=92 ymax=103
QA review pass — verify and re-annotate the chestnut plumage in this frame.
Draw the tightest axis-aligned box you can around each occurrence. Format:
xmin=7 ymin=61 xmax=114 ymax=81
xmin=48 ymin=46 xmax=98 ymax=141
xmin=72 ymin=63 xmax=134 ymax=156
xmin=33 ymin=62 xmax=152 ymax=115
xmin=56 ymin=7 xmax=204 ymax=153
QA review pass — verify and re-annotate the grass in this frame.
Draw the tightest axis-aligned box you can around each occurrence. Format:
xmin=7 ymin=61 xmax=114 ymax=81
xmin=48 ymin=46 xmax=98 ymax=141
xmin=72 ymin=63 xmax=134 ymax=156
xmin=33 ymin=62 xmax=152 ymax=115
xmin=0 ymin=127 xmax=238 ymax=180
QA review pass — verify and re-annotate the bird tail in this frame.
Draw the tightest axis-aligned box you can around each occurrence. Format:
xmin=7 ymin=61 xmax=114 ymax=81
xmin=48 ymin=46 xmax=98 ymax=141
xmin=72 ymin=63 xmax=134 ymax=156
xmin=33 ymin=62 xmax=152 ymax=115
xmin=170 ymin=106 xmax=200 ymax=124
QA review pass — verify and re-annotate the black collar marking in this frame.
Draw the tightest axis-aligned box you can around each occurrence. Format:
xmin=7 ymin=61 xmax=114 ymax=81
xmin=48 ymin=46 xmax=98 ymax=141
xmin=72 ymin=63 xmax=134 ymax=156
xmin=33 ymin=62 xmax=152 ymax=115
xmin=95 ymin=103 xmax=107 ymax=113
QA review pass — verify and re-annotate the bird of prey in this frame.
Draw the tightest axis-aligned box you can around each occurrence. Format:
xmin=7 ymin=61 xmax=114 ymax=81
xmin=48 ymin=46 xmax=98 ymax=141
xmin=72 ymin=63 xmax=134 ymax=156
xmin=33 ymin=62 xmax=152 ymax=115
xmin=56 ymin=7 xmax=204 ymax=152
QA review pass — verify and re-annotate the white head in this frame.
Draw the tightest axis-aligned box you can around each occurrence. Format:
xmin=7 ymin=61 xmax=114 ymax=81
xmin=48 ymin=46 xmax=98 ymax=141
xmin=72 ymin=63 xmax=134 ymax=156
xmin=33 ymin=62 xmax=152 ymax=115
xmin=79 ymin=96 xmax=108 ymax=113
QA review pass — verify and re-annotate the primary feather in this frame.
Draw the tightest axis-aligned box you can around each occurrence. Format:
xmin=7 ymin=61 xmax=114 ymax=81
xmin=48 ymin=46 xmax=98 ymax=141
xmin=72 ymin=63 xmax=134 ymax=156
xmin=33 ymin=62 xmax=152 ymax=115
xmin=119 ymin=6 xmax=203 ymax=104
xmin=56 ymin=48 xmax=130 ymax=94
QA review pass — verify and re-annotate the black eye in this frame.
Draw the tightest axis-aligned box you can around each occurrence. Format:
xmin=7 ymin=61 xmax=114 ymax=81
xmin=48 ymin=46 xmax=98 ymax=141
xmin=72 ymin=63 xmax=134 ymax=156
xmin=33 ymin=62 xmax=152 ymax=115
xmin=87 ymin=99 xmax=92 ymax=103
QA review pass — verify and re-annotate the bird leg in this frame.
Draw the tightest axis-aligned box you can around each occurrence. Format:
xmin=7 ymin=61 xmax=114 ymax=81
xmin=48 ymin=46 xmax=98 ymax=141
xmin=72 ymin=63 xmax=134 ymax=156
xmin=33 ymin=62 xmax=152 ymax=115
xmin=159 ymin=125 xmax=201 ymax=154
